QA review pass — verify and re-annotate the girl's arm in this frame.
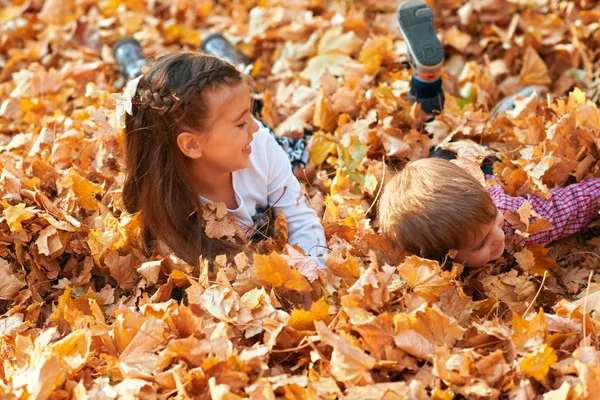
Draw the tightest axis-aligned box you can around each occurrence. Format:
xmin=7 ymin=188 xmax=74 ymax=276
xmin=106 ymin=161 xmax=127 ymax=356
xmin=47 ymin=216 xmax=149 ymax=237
xmin=489 ymin=178 xmax=600 ymax=246
xmin=265 ymin=133 xmax=328 ymax=260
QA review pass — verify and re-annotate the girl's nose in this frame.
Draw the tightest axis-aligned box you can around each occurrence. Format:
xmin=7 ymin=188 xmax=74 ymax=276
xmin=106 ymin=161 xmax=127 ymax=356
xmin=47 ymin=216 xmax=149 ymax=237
xmin=250 ymin=119 xmax=259 ymax=135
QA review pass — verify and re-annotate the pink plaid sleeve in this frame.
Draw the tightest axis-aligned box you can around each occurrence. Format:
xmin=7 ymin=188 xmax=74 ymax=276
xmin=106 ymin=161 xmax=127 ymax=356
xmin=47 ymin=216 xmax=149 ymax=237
xmin=488 ymin=177 xmax=600 ymax=246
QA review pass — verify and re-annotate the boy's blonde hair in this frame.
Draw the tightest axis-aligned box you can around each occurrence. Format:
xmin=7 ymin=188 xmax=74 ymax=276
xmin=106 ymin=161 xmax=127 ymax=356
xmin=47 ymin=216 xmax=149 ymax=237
xmin=378 ymin=158 xmax=497 ymax=261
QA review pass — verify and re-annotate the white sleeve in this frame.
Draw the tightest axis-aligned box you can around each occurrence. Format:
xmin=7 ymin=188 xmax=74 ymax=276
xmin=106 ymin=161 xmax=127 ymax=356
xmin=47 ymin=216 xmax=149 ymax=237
xmin=264 ymin=133 xmax=328 ymax=262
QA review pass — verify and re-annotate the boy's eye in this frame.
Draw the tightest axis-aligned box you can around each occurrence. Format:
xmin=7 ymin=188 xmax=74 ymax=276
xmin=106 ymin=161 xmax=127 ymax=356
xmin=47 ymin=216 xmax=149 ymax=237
xmin=237 ymin=121 xmax=247 ymax=128
xmin=475 ymin=239 xmax=486 ymax=251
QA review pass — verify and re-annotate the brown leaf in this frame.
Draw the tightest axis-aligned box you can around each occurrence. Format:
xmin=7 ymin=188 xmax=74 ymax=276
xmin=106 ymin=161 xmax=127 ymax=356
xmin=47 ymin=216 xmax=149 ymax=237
xmin=0 ymin=258 xmax=26 ymax=300
xmin=397 ymin=256 xmax=452 ymax=303
xmin=315 ymin=320 xmax=376 ymax=385
xmin=202 ymin=202 xmax=246 ymax=241
xmin=394 ymin=305 xmax=465 ymax=359
xmin=104 ymin=250 xmax=139 ymax=290
xmin=520 ymin=46 xmax=552 ymax=86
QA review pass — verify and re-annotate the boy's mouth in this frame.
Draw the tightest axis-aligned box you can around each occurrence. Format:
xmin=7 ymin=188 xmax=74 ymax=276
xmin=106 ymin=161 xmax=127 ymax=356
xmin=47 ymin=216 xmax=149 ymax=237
xmin=242 ymin=143 xmax=252 ymax=153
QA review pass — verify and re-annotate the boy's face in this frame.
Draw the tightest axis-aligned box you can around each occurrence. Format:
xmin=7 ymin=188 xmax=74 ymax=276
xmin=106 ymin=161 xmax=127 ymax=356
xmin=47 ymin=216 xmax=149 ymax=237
xmin=452 ymin=210 xmax=506 ymax=267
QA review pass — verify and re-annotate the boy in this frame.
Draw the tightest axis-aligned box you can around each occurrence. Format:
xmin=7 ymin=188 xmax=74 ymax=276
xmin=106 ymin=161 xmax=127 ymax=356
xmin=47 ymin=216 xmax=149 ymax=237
xmin=378 ymin=158 xmax=600 ymax=267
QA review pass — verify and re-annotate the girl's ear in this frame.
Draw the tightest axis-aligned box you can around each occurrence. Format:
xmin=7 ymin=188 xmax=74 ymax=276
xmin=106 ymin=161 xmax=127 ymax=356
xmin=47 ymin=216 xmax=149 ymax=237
xmin=177 ymin=132 xmax=203 ymax=159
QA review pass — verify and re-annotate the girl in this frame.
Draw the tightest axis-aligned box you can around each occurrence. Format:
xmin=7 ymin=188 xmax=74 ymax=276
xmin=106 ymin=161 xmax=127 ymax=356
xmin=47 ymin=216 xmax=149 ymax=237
xmin=118 ymin=52 xmax=327 ymax=266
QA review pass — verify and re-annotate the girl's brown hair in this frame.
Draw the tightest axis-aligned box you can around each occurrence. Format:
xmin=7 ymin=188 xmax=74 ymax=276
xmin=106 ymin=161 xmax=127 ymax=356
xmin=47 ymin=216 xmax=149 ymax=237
xmin=122 ymin=51 xmax=251 ymax=265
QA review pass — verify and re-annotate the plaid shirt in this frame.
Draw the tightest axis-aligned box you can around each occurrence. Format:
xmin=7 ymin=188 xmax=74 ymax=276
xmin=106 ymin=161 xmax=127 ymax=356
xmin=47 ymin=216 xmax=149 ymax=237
xmin=488 ymin=177 xmax=600 ymax=246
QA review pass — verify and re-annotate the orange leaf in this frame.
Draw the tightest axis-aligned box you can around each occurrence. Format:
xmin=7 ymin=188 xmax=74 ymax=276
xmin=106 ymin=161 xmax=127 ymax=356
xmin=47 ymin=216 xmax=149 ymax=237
xmin=288 ymin=298 xmax=329 ymax=331
xmin=359 ymin=36 xmax=394 ymax=75
xmin=58 ymin=168 xmax=103 ymax=211
xmin=397 ymin=256 xmax=451 ymax=303
xmin=253 ymin=252 xmax=312 ymax=292
xmin=514 ymin=244 xmax=557 ymax=276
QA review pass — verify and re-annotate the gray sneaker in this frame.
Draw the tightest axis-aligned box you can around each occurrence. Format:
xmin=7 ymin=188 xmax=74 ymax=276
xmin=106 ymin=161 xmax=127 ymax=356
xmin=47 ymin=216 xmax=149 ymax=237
xmin=397 ymin=0 xmax=444 ymax=80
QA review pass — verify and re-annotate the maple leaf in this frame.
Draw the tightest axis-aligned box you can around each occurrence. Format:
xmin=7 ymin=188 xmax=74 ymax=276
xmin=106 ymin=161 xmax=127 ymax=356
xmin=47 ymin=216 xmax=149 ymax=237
xmin=514 ymin=244 xmax=558 ymax=276
xmin=315 ymin=320 xmax=376 ymax=385
xmin=393 ymin=305 xmax=466 ymax=359
xmin=397 ymin=256 xmax=452 ymax=303
xmin=288 ymin=297 xmax=329 ymax=331
xmin=504 ymin=200 xmax=553 ymax=235
xmin=313 ymin=86 xmax=338 ymax=133
xmin=512 ymin=308 xmax=547 ymax=351
xmin=2 ymin=200 xmax=39 ymax=231
xmin=520 ymin=344 xmax=557 ymax=381
xmin=359 ymin=35 xmax=394 ymax=75
xmin=202 ymin=202 xmax=246 ymax=241
xmin=520 ymin=46 xmax=552 ymax=86
xmin=310 ymin=131 xmax=337 ymax=166
xmin=0 ymin=258 xmax=26 ymax=300
xmin=253 ymin=252 xmax=312 ymax=292
xmin=103 ymin=250 xmax=139 ymax=290
xmin=444 ymin=26 xmax=471 ymax=52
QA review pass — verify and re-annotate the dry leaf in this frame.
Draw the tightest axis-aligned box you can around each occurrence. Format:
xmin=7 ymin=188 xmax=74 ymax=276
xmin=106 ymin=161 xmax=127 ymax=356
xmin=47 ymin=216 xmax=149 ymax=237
xmin=254 ymin=252 xmax=312 ymax=292
xmin=315 ymin=320 xmax=376 ymax=385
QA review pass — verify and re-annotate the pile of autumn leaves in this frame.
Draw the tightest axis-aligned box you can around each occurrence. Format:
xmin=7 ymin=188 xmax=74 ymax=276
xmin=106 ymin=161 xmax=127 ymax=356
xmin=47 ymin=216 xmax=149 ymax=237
xmin=2 ymin=0 xmax=600 ymax=398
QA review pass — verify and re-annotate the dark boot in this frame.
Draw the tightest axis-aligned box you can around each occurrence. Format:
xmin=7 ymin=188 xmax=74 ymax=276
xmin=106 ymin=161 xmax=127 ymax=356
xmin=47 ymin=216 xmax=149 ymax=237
xmin=113 ymin=38 xmax=147 ymax=80
xmin=200 ymin=33 xmax=251 ymax=67
xmin=397 ymin=0 xmax=445 ymax=114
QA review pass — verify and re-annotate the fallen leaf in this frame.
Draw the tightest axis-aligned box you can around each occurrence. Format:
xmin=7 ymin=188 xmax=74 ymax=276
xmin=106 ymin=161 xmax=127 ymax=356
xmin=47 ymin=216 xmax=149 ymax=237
xmin=520 ymin=46 xmax=552 ymax=86
xmin=520 ymin=344 xmax=557 ymax=381
xmin=254 ymin=252 xmax=312 ymax=292
xmin=315 ymin=320 xmax=376 ymax=385
xmin=2 ymin=200 xmax=39 ymax=231
xmin=0 ymin=258 xmax=26 ymax=300
xmin=288 ymin=298 xmax=329 ymax=331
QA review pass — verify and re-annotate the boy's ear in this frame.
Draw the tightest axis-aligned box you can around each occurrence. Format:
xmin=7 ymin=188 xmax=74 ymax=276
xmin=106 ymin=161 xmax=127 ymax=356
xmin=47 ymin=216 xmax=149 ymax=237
xmin=177 ymin=132 xmax=203 ymax=159
xmin=447 ymin=249 xmax=458 ymax=259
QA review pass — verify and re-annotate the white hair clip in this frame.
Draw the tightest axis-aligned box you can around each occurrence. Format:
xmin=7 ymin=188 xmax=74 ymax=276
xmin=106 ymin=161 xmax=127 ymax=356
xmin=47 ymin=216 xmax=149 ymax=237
xmin=111 ymin=74 xmax=143 ymax=129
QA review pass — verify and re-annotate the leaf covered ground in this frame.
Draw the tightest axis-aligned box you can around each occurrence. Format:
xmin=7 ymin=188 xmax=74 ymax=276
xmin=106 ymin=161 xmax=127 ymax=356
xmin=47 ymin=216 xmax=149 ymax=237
xmin=2 ymin=0 xmax=600 ymax=398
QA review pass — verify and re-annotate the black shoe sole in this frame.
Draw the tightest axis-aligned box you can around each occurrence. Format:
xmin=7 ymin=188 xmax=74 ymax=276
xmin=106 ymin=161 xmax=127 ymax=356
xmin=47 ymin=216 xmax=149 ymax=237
xmin=397 ymin=0 xmax=444 ymax=74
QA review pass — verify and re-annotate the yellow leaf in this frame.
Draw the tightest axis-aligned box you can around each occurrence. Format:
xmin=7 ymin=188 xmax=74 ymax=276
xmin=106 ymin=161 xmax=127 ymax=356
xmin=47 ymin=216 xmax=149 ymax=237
xmin=253 ymin=252 xmax=312 ymax=292
xmin=568 ymin=87 xmax=587 ymax=107
xmin=313 ymin=86 xmax=338 ymax=132
xmin=288 ymin=298 xmax=329 ymax=331
xmin=310 ymin=132 xmax=336 ymax=165
xmin=512 ymin=308 xmax=547 ymax=351
xmin=520 ymin=344 xmax=557 ymax=381
xmin=59 ymin=168 xmax=103 ymax=211
xmin=2 ymin=200 xmax=39 ymax=231
xmin=431 ymin=388 xmax=456 ymax=400
xmin=49 ymin=329 xmax=91 ymax=374
xmin=162 ymin=21 xmax=201 ymax=47
xmin=359 ymin=35 xmax=394 ymax=75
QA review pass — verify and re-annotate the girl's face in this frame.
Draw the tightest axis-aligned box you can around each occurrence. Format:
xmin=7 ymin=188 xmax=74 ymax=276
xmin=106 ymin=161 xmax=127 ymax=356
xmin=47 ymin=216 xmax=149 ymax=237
xmin=191 ymin=82 xmax=259 ymax=174
xmin=452 ymin=209 xmax=506 ymax=267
